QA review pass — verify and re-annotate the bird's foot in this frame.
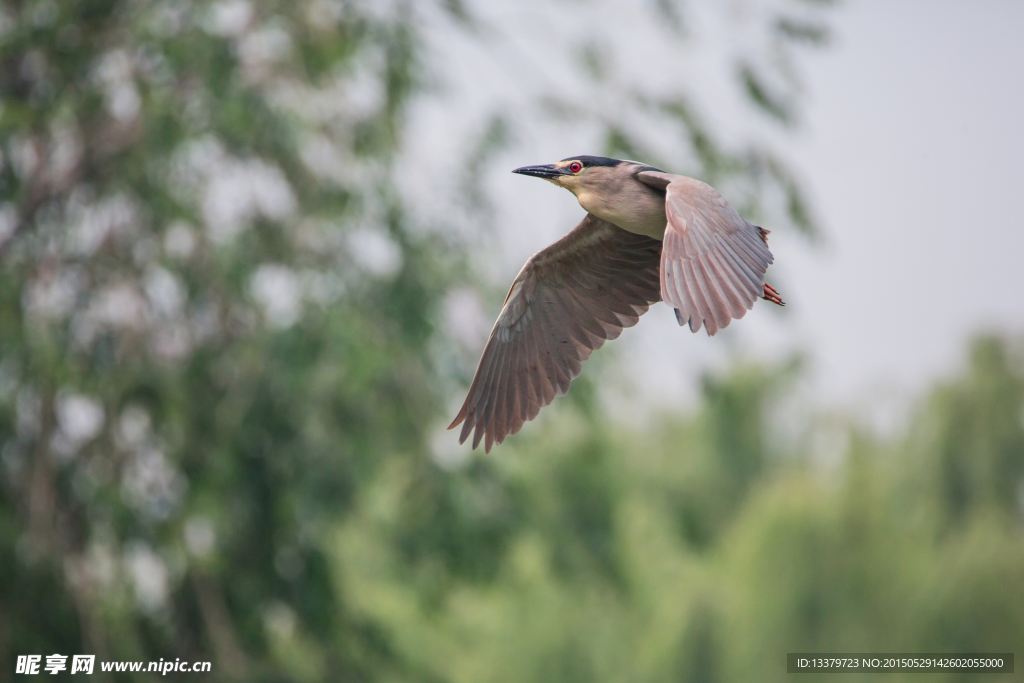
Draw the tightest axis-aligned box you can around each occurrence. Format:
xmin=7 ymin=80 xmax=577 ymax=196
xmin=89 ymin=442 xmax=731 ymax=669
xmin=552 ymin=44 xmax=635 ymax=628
xmin=762 ymin=283 xmax=785 ymax=306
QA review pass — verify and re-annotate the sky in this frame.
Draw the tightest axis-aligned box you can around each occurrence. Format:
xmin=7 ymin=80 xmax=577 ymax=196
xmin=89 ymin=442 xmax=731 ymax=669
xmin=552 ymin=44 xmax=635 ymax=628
xmin=770 ymin=0 xmax=1024 ymax=416
xmin=409 ymin=0 xmax=1024 ymax=427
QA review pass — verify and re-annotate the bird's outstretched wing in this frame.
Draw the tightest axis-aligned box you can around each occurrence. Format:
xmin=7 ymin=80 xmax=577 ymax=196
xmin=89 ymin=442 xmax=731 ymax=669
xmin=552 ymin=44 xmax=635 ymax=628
xmin=449 ymin=214 xmax=662 ymax=452
xmin=638 ymin=171 xmax=774 ymax=336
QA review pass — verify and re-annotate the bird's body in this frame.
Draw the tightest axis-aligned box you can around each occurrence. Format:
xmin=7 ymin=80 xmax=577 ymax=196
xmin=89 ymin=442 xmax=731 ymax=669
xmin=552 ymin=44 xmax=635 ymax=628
xmin=450 ymin=156 xmax=784 ymax=452
xmin=575 ymin=164 xmax=669 ymax=238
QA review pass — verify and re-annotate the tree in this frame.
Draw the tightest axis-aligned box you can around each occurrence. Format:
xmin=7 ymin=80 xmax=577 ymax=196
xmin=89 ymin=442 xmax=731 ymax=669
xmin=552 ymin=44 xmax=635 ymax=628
xmin=0 ymin=0 xmax=459 ymax=678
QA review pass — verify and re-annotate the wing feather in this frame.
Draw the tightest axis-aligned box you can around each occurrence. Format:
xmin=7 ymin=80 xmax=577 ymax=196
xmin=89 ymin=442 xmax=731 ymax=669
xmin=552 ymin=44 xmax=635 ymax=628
xmin=700 ymin=258 xmax=733 ymax=328
xmin=449 ymin=214 xmax=662 ymax=452
xmin=682 ymin=260 xmax=709 ymax=333
xmin=525 ymin=325 xmax=550 ymax=415
xmin=715 ymin=240 xmax=758 ymax=290
xmin=651 ymin=173 xmax=775 ymax=335
xmin=705 ymin=251 xmax=748 ymax=318
xmin=495 ymin=337 xmax=519 ymax=439
xmin=669 ymin=260 xmax=691 ymax=325
xmin=474 ymin=334 xmax=508 ymax=449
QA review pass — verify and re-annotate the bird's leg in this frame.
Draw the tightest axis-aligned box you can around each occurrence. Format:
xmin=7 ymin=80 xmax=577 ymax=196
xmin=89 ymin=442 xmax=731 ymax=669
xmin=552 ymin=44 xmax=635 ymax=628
xmin=761 ymin=283 xmax=785 ymax=306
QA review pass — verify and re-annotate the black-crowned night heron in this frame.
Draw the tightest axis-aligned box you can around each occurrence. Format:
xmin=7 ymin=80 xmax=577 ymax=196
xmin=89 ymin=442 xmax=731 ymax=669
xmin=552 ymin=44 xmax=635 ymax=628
xmin=450 ymin=156 xmax=784 ymax=452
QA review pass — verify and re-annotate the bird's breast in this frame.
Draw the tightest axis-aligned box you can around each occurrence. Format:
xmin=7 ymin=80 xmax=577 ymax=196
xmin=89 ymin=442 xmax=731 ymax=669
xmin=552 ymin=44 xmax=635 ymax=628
xmin=577 ymin=190 xmax=667 ymax=240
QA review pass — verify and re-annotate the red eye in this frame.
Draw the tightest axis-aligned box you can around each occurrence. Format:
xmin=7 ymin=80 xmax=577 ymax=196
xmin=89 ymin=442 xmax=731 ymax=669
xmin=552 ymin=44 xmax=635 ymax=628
xmin=569 ymin=162 xmax=582 ymax=173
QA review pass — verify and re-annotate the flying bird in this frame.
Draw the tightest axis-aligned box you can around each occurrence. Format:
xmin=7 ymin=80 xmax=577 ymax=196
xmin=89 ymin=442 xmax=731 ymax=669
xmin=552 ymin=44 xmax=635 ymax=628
xmin=449 ymin=156 xmax=784 ymax=452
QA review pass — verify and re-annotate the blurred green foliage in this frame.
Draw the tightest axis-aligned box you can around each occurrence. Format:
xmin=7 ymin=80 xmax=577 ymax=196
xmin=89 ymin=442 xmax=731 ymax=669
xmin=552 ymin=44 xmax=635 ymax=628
xmin=341 ymin=339 xmax=1024 ymax=683
xmin=1 ymin=1 xmax=1022 ymax=682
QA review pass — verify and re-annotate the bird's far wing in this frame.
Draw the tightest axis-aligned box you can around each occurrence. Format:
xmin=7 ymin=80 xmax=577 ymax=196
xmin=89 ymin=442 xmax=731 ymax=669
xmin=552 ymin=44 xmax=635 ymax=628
xmin=449 ymin=214 xmax=662 ymax=453
xmin=638 ymin=171 xmax=774 ymax=336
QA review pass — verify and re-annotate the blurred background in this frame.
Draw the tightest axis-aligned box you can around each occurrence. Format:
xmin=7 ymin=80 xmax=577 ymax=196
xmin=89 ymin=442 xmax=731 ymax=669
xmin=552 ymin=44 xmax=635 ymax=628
xmin=2 ymin=0 xmax=1023 ymax=680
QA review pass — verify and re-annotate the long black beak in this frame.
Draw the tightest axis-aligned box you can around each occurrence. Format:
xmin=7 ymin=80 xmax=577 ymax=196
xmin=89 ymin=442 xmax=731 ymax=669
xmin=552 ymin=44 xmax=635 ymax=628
xmin=512 ymin=164 xmax=567 ymax=180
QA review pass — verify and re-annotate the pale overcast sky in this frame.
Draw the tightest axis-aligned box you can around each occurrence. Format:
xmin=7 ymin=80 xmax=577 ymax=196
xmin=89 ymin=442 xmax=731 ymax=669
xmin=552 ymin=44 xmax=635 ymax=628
xmin=774 ymin=0 xmax=1024 ymax=409
xmin=409 ymin=0 xmax=1024 ymax=425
